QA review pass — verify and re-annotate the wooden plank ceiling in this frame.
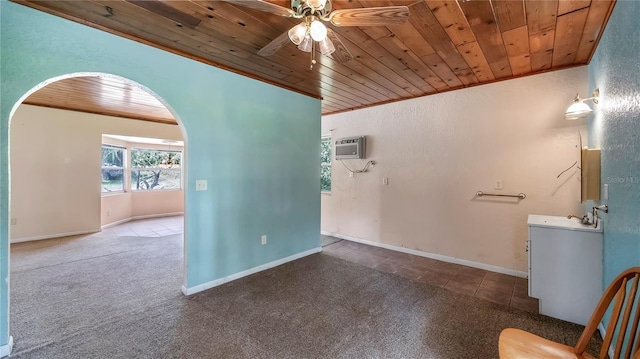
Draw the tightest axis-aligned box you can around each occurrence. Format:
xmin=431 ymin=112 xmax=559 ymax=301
xmin=23 ymin=76 xmax=178 ymax=124
xmin=14 ymin=0 xmax=615 ymax=116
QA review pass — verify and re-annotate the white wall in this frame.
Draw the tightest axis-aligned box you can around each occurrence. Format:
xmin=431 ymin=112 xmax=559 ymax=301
xmin=322 ymin=66 xmax=589 ymax=273
xmin=10 ymin=105 xmax=183 ymax=242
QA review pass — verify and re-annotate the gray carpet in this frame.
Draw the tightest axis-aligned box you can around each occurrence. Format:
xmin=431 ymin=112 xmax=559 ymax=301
xmin=9 ymin=232 xmax=600 ymax=358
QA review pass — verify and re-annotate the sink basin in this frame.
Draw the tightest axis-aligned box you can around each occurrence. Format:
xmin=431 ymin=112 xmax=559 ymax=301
xmin=527 ymin=215 xmax=603 ymax=233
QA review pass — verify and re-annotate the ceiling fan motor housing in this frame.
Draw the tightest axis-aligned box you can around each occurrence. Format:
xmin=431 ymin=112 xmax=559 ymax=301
xmin=292 ymin=0 xmax=333 ymax=19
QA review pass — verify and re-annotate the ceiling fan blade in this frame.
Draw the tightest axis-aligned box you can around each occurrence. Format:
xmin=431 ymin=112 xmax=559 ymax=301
xmin=221 ymin=0 xmax=296 ymax=17
xmin=329 ymin=6 xmax=409 ymax=27
xmin=326 ymin=29 xmax=353 ymax=64
xmin=258 ymin=31 xmax=291 ymax=57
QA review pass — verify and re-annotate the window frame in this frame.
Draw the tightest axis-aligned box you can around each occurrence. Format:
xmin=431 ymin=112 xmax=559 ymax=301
xmin=321 ymin=135 xmax=332 ymax=193
xmin=101 ymin=144 xmax=126 ymax=194
xmin=130 ymin=147 xmax=183 ymax=191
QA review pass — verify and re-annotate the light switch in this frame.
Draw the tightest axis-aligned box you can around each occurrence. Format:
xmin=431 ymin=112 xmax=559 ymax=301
xmin=195 ymin=180 xmax=208 ymax=191
xmin=494 ymin=180 xmax=503 ymax=190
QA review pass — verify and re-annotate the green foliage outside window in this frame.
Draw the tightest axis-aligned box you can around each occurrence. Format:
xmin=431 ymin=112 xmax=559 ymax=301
xmin=101 ymin=145 xmax=125 ymax=193
xmin=131 ymin=149 xmax=182 ymax=190
xmin=321 ymin=137 xmax=332 ymax=192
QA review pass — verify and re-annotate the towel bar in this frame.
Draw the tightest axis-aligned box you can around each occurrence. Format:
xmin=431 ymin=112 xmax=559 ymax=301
xmin=476 ymin=191 xmax=526 ymax=199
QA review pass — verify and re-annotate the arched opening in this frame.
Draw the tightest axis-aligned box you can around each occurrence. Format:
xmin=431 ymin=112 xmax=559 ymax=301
xmin=7 ymin=72 xmax=188 ymax=351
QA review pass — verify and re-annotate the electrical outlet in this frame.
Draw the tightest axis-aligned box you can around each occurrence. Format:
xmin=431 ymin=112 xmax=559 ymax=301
xmin=382 ymin=177 xmax=389 ymax=186
xmin=10 ymin=218 xmax=17 ymax=225
xmin=107 ymin=209 xmax=111 ymax=217
xmin=261 ymin=235 xmax=267 ymax=245
xmin=195 ymin=180 xmax=208 ymax=191
xmin=494 ymin=180 xmax=503 ymax=190
xmin=349 ymin=171 xmax=354 ymax=178
xmin=370 ymin=161 xmax=375 ymax=167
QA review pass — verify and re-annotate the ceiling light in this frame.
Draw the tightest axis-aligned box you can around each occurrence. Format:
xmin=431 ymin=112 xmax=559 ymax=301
xmin=310 ymin=20 xmax=327 ymax=42
xmin=307 ymin=0 xmax=327 ymax=10
xmin=565 ymin=89 xmax=599 ymax=120
xmin=288 ymin=22 xmax=307 ymax=45
xmin=298 ymin=35 xmax=312 ymax=52
xmin=318 ymin=37 xmax=335 ymax=55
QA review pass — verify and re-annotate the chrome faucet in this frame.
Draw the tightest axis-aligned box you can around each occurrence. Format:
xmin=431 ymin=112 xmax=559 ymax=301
xmin=591 ymin=204 xmax=609 ymax=228
xmin=567 ymin=214 xmax=592 ymax=225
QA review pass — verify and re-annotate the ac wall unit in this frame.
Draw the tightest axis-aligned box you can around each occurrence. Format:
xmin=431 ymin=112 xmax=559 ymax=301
xmin=335 ymin=136 xmax=366 ymax=160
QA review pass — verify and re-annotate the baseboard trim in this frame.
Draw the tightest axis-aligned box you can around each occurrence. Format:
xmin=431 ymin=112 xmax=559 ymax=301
xmin=597 ymin=322 xmax=614 ymax=359
xmin=11 ymin=229 xmax=100 ymax=243
xmin=131 ymin=212 xmax=183 ymax=221
xmin=101 ymin=212 xmax=183 ymax=229
xmin=101 ymin=218 xmax=131 ymax=229
xmin=321 ymin=231 xmax=527 ymax=278
xmin=182 ymin=247 xmax=322 ymax=295
xmin=0 ymin=336 xmax=14 ymax=358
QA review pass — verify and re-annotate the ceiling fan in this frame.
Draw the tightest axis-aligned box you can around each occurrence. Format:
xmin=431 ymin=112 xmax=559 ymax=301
xmin=223 ymin=0 xmax=410 ymax=69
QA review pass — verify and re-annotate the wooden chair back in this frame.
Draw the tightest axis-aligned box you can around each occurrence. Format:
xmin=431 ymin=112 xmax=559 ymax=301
xmin=575 ymin=267 xmax=640 ymax=359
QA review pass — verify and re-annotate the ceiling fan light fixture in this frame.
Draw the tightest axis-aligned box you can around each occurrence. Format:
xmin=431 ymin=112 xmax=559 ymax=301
xmin=298 ymin=35 xmax=312 ymax=52
xmin=306 ymin=0 xmax=327 ymax=10
xmin=319 ymin=37 xmax=335 ymax=55
xmin=288 ymin=22 xmax=308 ymax=45
xmin=310 ymin=20 xmax=327 ymax=41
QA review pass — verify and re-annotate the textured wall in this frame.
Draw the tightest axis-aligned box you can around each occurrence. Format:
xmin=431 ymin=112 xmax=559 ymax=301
xmin=322 ymin=67 xmax=589 ymax=273
xmin=587 ymin=1 xmax=640 ymax=289
xmin=0 ymin=1 xmax=320 ymax=347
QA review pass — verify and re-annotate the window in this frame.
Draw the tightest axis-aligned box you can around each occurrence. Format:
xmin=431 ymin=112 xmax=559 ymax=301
xmin=101 ymin=145 xmax=125 ymax=193
xmin=321 ymin=136 xmax=332 ymax=192
xmin=131 ymin=148 xmax=182 ymax=190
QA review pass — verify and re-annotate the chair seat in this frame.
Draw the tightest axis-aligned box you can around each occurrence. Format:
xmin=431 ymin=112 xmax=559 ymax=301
xmin=499 ymin=328 xmax=596 ymax=359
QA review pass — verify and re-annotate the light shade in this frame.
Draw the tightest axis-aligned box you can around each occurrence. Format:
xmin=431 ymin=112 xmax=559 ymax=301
xmin=565 ymin=101 xmax=593 ymax=120
xmin=288 ymin=23 xmax=307 ymax=45
xmin=310 ymin=20 xmax=327 ymax=42
xmin=298 ymin=35 xmax=312 ymax=52
xmin=318 ymin=37 xmax=335 ymax=55
xmin=565 ymin=89 xmax=599 ymax=120
xmin=565 ymin=95 xmax=592 ymax=120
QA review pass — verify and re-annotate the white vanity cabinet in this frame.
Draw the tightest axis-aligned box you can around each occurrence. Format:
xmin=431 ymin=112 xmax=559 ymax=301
xmin=527 ymin=215 xmax=603 ymax=326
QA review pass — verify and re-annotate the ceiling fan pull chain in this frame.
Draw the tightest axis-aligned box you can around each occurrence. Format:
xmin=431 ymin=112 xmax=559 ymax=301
xmin=310 ymin=40 xmax=317 ymax=70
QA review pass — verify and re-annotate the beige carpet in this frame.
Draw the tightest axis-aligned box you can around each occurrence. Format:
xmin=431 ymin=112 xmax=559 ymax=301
xmin=9 ymin=232 xmax=600 ymax=358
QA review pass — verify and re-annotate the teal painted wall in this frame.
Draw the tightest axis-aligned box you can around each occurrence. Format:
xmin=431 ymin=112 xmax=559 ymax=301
xmin=587 ymin=0 xmax=640 ymax=296
xmin=0 ymin=1 xmax=321 ymax=346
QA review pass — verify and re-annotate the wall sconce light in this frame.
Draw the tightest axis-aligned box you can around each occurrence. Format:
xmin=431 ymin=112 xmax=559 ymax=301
xmin=566 ymin=88 xmax=599 ymax=120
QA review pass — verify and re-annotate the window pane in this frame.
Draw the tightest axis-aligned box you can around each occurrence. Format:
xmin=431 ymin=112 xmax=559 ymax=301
xmin=321 ymin=138 xmax=331 ymax=192
xmin=132 ymin=149 xmax=181 ymax=169
xmin=102 ymin=146 xmax=124 ymax=167
xmin=131 ymin=148 xmax=182 ymax=191
xmin=102 ymin=145 xmax=124 ymax=193
xmin=131 ymin=168 xmax=181 ymax=190
xmin=321 ymin=165 xmax=331 ymax=192
xmin=102 ymin=168 xmax=124 ymax=192
xmin=321 ymin=138 xmax=331 ymax=165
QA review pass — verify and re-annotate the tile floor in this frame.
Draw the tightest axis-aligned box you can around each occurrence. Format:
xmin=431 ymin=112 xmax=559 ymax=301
xmin=321 ymin=237 xmax=539 ymax=313
xmin=100 ymin=216 xmax=184 ymax=238
xmin=101 ymin=219 xmax=537 ymax=313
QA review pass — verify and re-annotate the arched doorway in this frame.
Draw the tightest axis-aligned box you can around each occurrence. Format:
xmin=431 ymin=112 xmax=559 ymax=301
xmin=7 ymin=72 xmax=189 ymax=353
xmin=2 ymin=6 xmax=322 ymax=354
